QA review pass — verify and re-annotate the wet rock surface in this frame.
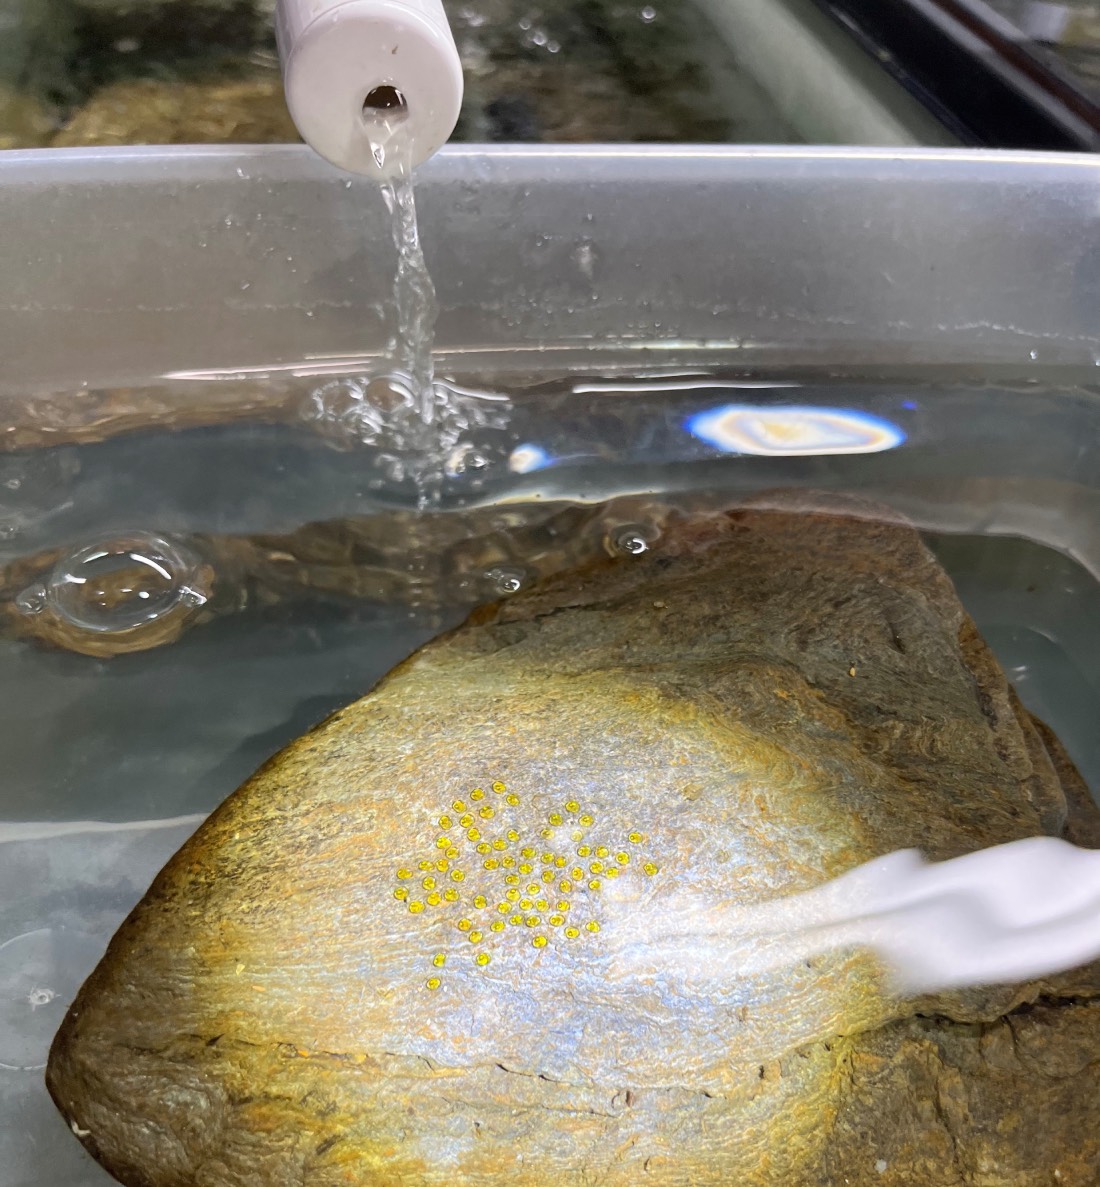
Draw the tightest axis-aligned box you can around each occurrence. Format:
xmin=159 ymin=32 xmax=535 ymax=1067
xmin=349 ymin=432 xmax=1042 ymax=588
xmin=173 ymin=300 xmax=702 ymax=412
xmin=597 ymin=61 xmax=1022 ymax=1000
xmin=45 ymin=491 xmax=1100 ymax=1185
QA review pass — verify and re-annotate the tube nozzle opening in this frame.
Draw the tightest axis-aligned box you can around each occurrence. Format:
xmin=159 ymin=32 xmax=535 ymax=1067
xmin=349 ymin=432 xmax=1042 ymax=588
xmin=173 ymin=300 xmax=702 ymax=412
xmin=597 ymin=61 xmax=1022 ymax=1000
xmin=362 ymin=85 xmax=408 ymax=120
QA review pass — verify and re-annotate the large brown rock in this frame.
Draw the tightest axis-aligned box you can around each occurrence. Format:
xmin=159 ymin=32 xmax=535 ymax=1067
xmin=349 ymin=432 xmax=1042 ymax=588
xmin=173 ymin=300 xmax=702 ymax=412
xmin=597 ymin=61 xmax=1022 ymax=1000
xmin=46 ymin=493 xmax=1100 ymax=1185
xmin=51 ymin=74 xmax=299 ymax=147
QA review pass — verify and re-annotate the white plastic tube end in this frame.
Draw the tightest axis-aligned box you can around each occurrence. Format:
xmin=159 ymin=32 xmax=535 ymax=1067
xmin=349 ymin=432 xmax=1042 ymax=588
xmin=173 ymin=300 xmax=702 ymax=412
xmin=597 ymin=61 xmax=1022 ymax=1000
xmin=276 ymin=0 xmax=464 ymax=177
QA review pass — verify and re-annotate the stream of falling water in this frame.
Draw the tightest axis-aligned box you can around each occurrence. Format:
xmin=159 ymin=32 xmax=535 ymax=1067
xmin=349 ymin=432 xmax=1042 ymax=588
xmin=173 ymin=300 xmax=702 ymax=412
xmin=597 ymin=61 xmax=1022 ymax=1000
xmin=365 ymin=109 xmax=442 ymax=509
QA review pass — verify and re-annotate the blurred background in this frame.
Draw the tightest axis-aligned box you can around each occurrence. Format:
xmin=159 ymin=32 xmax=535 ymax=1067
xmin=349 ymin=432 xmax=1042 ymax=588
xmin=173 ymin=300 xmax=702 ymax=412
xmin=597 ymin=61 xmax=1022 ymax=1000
xmin=0 ymin=0 xmax=1097 ymax=154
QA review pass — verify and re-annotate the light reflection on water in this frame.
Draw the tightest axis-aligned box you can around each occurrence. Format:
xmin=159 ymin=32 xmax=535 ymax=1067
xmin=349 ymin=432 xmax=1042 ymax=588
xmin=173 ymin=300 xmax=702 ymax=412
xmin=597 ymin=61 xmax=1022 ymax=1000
xmin=497 ymin=382 xmax=908 ymax=478
xmin=507 ymin=443 xmax=553 ymax=473
xmin=686 ymin=404 xmax=906 ymax=456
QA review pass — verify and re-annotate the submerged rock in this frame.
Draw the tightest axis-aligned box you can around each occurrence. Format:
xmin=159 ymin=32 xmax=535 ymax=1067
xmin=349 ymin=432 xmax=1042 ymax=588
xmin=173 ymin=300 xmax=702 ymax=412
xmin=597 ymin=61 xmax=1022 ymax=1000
xmin=0 ymin=86 xmax=58 ymax=147
xmin=46 ymin=492 xmax=1100 ymax=1185
xmin=51 ymin=73 xmax=299 ymax=146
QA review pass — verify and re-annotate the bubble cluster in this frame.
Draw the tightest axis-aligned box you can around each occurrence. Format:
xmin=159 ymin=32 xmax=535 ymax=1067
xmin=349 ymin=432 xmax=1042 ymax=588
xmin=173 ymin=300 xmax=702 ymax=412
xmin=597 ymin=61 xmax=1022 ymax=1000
xmin=392 ymin=780 xmax=660 ymax=991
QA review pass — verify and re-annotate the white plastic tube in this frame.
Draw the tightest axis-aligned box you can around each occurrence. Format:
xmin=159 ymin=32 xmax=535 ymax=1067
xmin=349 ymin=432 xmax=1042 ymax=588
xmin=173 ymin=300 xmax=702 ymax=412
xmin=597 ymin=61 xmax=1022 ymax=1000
xmin=275 ymin=0 xmax=464 ymax=176
xmin=607 ymin=835 xmax=1100 ymax=995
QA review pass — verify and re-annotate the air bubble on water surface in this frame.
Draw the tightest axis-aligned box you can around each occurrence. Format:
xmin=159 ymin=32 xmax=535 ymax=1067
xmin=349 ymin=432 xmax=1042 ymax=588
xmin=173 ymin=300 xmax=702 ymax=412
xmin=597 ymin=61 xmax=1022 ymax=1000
xmin=0 ymin=928 xmax=104 ymax=1071
xmin=486 ymin=566 xmax=526 ymax=595
xmin=41 ymin=532 xmax=209 ymax=635
xmin=15 ymin=583 xmax=46 ymax=616
xmin=606 ymin=523 xmax=660 ymax=557
xmin=444 ymin=442 xmax=491 ymax=478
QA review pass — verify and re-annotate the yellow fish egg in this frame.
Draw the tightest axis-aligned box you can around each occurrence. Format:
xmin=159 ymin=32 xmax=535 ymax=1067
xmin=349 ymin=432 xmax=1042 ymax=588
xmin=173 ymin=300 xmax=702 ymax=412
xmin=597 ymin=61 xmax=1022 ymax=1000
xmin=459 ymin=814 xmax=474 ymax=828
xmin=457 ymin=919 xmax=473 ymax=932
xmin=438 ymin=816 xmax=453 ymax=830
xmin=476 ymin=952 xmax=491 ymax=966
xmin=564 ymin=926 xmax=580 ymax=939
xmin=470 ymin=789 xmax=485 ymax=801
xmin=473 ymin=894 xmax=487 ymax=909
xmin=426 ymin=977 xmax=442 ymax=990
xmin=490 ymin=920 xmax=505 ymax=933
xmin=549 ymin=914 xmax=564 ymax=926
xmin=422 ymin=876 xmax=437 ymax=890
xmin=628 ymin=832 xmax=643 ymax=844
xmin=468 ymin=931 xmax=483 ymax=944
xmin=579 ymin=814 xmax=594 ymax=826
xmin=492 ymin=781 xmax=507 ymax=793
xmin=596 ymin=846 xmax=610 ymax=858
xmin=532 ymin=935 xmax=548 ymax=949
xmin=565 ymin=800 xmax=579 ymax=813
xmin=394 ymin=887 xmax=408 ymax=901
xmin=559 ymin=880 xmax=573 ymax=893
xmin=525 ymin=915 xmax=542 ymax=928
xmin=408 ymin=901 xmax=425 ymax=914
xmin=643 ymin=862 xmax=659 ymax=876
xmin=577 ymin=846 xmax=591 ymax=858
xmin=506 ymin=794 xmax=520 ymax=806
xmin=509 ymin=914 xmax=523 ymax=926
xmin=452 ymin=800 xmax=466 ymax=813
xmin=548 ymin=812 xmax=563 ymax=826
xmin=588 ymin=879 xmax=602 ymax=891
xmin=585 ymin=921 xmax=600 ymax=933
xmin=555 ymin=901 xmax=570 ymax=912
xmin=444 ymin=888 xmax=459 ymax=902
xmin=479 ymin=806 xmax=495 ymax=820
xmin=397 ymin=868 xmax=412 ymax=880
xmin=432 ymin=953 xmax=447 ymax=968
xmin=451 ymin=870 xmax=466 ymax=882
xmin=426 ymin=892 xmax=442 ymax=906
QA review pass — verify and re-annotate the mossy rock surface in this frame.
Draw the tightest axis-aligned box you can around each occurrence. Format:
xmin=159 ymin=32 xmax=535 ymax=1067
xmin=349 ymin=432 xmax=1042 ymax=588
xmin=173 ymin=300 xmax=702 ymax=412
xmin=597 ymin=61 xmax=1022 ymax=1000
xmin=46 ymin=492 xmax=1100 ymax=1185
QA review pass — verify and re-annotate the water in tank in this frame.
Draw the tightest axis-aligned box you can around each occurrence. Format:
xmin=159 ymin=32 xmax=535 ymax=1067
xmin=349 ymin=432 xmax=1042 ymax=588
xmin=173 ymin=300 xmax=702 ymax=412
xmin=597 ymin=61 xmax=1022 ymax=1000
xmin=0 ymin=144 xmax=1097 ymax=1185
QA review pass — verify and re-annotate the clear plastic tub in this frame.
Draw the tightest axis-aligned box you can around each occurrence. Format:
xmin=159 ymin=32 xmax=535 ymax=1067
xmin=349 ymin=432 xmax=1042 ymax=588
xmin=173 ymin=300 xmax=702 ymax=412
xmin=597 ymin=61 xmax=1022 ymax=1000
xmin=0 ymin=145 xmax=1097 ymax=1186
